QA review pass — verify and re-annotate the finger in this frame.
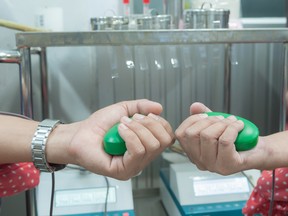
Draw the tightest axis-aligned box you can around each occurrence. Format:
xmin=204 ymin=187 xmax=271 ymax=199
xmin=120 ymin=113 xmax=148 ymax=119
xmin=190 ymin=102 xmax=212 ymax=115
xmin=199 ymin=115 xmax=238 ymax=167
xmin=218 ymin=119 xmax=244 ymax=154
xmin=119 ymin=99 xmax=163 ymax=117
xmin=178 ymin=116 xmax=224 ymax=167
xmin=118 ymin=116 xmax=146 ymax=156
xmin=147 ymin=113 xmax=175 ymax=146
xmin=131 ymin=114 xmax=164 ymax=153
xmin=184 ymin=115 xmax=225 ymax=141
xmin=175 ymin=113 xmax=208 ymax=139
xmin=91 ymin=99 xmax=163 ymax=133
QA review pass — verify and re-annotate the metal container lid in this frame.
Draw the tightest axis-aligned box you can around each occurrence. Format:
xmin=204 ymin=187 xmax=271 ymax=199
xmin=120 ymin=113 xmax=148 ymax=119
xmin=205 ymin=8 xmax=230 ymax=15
xmin=185 ymin=8 xmax=207 ymax=15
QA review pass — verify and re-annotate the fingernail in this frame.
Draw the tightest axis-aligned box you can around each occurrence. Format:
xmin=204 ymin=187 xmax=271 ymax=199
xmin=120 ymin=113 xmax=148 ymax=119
xmin=236 ymin=120 xmax=244 ymax=125
xmin=198 ymin=114 xmax=208 ymax=118
xmin=133 ymin=113 xmax=145 ymax=120
xmin=119 ymin=123 xmax=128 ymax=130
xmin=148 ymin=113 xmax=159 ymax=120
xmin=215 ymin=115 xmax=225 ymax=120
xmin=122 ymin=116 xmax=132 ymax=123
xmin=227 ymin=115 xmax=237 ymax=121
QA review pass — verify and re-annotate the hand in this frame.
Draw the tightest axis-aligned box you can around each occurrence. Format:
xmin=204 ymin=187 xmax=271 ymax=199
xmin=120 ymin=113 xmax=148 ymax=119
xmin=176 ymin=102 xmax=252 ymax=175
xmin=48 ymin=99 xmax=175 ymax=180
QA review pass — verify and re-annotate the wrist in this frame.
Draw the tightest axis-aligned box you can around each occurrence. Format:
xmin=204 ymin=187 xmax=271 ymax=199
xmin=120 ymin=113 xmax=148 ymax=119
xmin=45 ymin=122 xmax=79 ymax=166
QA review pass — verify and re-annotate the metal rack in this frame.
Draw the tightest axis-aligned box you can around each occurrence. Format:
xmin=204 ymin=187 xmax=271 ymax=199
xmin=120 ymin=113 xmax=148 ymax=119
xmin=15 ymin=28 xmax=288 ymax=120
xmin=10 ymin=29 xmax=288 ymax=215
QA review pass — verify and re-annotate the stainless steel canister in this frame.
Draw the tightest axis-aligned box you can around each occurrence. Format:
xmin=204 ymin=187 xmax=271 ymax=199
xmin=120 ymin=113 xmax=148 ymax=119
xmin=184 ymin=9 xmax=207 ymax=29
xmin=184 ymin=3 xmax=230 ymax=29
xmin=163 ymin=0 xmax=183 ymax=29
xmin=90 ymin=17 xmax=109 ymax=30
xmin=153 ymin=15 xmax=172 ymax=29
xmin=137 ymin=15 xmax=154 ymax=30
xmin=110 ymin=16 xmax=129 ymax=30
xmin=206 ymin=8 xmax=230 ymax=28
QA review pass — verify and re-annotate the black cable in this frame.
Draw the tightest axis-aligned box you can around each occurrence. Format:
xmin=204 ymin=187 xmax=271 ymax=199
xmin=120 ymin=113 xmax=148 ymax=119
xmin=50 ymin=172 xmax=55 ymax=216
xmin=268 ymin=169 xmax=276 ymax=216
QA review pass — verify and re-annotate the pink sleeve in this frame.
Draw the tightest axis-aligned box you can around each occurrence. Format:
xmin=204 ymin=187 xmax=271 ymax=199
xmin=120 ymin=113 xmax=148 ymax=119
xmin=242 ymin=168 xmax=288 ymax=216
xmin=0 ymin=162 xmax=40 ymax=197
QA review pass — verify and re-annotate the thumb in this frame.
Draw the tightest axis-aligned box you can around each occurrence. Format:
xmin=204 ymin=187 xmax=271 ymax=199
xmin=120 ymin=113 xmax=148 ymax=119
xmin=190 ymin=102 xmax=212 ymax=115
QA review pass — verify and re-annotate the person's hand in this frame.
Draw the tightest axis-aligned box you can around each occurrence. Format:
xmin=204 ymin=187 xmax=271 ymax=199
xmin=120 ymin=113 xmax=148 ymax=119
xmin=175 ymin=102 xmax=266 ymax=175
xmin=47 ymin=99 xmax=175 ymax=180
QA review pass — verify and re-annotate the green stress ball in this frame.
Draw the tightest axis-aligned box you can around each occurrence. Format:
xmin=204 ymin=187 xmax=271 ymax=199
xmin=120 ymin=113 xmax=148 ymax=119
xmin=104 ymin=123 xmax=126 ymax=155
xmin=206 ymin=112 xmax=259 ymax=151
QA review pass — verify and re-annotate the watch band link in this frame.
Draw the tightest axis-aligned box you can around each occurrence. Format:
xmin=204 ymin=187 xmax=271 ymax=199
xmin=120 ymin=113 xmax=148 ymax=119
xmin=31 ymin=119 xmax=66 ymax=172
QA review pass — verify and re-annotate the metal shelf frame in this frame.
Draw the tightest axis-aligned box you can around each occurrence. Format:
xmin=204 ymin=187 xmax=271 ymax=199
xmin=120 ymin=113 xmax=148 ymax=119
xmin=12 ymin=28 xmax=288 ymax=216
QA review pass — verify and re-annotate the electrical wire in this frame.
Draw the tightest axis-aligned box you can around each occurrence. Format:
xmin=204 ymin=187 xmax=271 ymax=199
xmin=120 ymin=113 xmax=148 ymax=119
xmin=268 ymin=170 xmax=276 ymax=216
xmin=50 ymin=172 xmax=55 ymax=216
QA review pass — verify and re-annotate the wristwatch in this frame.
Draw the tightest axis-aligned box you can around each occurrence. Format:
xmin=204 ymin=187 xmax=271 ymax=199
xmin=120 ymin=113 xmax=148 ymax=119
xmin=31 ymin=119 xmax=66 ymax=172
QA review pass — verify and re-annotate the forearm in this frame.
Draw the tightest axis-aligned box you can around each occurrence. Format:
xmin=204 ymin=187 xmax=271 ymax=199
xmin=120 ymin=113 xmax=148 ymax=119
xmin=0 ymin=115 xmax=38 ymax=164
xmin=262 ymin=131 xmax=288 ymax=169
xmin=0 ymin=115 xmax=77 ymax=166
xmin=245 ymin=131 xmax=288 ymax=171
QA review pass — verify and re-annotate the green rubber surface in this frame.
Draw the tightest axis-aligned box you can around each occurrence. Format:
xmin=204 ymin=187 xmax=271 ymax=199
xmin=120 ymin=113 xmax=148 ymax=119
xmin=104 ymin=123 xmax=126 ymax=155
xmin=206 ymin=112 xmax=259 ymax=151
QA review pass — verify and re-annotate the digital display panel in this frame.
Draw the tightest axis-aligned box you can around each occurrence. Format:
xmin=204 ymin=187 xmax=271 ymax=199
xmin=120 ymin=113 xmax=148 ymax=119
xmin=55 ymin=187 xmax=116 ymax=207
xmin=193 ymin=177 xmax=249 ymax=197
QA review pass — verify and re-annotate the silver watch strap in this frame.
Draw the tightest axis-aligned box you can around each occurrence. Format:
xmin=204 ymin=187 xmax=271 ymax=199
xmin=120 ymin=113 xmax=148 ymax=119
xmin=31 ymin=119 xmax=66 ymax=172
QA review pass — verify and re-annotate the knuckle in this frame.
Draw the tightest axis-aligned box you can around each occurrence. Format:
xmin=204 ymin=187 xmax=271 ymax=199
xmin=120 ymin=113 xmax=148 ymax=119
xmin=135 ymin=146 xmax=146 ymax=156
xmin=186 ymin=128 xmax=198 ymax=138
xmin=218 ymin=137 xmax=233 ymax=147
xmin=199 ymin=130 xmax=211 ymax=140
xmin=175 ymin=128 xmax=184 ymax=139
xmin=149 ymin=140 xmax=161 ymax=151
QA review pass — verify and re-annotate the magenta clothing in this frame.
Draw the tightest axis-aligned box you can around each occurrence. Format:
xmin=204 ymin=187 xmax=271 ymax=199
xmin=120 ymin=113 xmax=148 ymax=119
xmin=0 ymin=163 xmax=39 ymax=197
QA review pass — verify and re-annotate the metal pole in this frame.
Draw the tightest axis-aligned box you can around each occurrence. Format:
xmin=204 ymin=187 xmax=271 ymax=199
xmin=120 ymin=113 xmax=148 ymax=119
xmin=280 ymin=43 xmax=288 ymax=131
xmin=39 ymin=47 xmax=49 ymax=119
xmin=18 ymin=47 xmax=37 ymax=216
xmin=19 ymin=47 xmax=33 ymax=118
xmin=224 ymin=43 xmax=232 ymax=113
xmin=0 ymin=50 xmax=21 ymax=63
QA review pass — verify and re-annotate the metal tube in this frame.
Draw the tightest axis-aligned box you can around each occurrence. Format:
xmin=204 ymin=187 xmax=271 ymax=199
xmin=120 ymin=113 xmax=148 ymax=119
xmin=39 ymin=47 xmax=49 ymax=119
xmin=280 ymin=43 xmax=288 ymax=131
xmin=15 ymin=29 xmax=288 ymax=47
xmin=18 ymin=47 xmax=36 ymax=216
xmin=224 ymin=43 xmax=232 ymax=113
xmin=0 ymin=50 xmax=21 ymax=63
xmin=19 ymin=47 xmax=33 ymax=118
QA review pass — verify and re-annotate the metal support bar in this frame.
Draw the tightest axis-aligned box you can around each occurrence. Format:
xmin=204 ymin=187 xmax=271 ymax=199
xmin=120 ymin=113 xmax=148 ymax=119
xmin=19 ymin=47 xmax=33 ymax=118
xmin=15 ymin=29 xmax=288 ymax=47
xmin=0 ymin=50 xmax=21 ymax=63
xmin=281 ymin=43 xmax=288 ymax=131
xmin=224 ymin=44 xmax=232 ymax=113
xmin=18 ymin=47 xmax=36 ymax=216
xmin=39 ymin=47 xmax=49 ymax=119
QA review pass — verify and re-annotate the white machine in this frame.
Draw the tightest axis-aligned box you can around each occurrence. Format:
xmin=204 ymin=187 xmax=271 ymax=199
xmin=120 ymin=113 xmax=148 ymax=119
xmin=160 ymin=162 xmax=260 ymax=216
xmin=36 ymin=167 xmax=135 ymax=216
